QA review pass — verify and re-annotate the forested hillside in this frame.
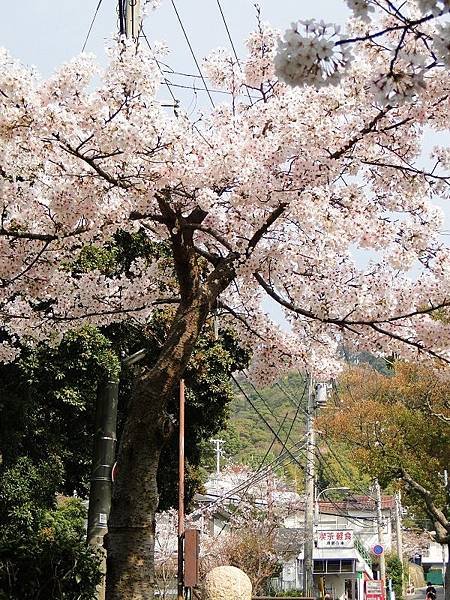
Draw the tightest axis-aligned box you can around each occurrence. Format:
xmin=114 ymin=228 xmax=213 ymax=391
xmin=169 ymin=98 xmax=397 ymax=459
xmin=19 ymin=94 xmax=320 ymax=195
xmin=201 ymin=369 xmax=372 ymax=493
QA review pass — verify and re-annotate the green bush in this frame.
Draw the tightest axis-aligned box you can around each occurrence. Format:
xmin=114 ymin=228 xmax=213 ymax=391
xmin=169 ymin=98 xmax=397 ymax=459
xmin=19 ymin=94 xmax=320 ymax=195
xmin=386 ymin=552 xmax=403 ymax=600
xmin=0 ymin=457 xmax=101 ymax=599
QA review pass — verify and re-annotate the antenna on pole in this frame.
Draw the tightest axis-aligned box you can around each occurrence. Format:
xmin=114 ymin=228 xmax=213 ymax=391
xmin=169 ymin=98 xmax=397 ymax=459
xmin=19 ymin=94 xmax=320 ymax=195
xmin=211 ymin=439 xmax=224 ymax=476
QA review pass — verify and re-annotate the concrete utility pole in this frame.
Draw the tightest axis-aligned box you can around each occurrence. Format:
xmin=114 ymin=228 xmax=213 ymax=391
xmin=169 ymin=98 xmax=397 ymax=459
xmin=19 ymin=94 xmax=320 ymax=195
xmin=395 ymin=492 xmax=405 ymax=596
xmin=178 ymin=380 xmax=185 ymax=600
xmin=87 ymin=378 xmax=119 ymax=600
xmin=87 ymin=379 xmax=119 ymax=544
xmin=304 ymin=375 xmax=316 ymax=598
xmin=374 ymin=479 xmax=387 ymax=586
xmin=125 ymin=0 xmax=142 ymax=40
xmin=394 ymin=492 xmax=403 ymax=558
xmin=211 ymin=438 xmax=224 ymax=475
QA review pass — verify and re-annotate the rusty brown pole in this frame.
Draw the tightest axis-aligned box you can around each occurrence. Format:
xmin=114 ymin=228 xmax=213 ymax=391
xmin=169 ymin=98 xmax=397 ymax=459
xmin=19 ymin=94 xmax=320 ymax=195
xmin=178 ymin=379 xmax=185 ymax=600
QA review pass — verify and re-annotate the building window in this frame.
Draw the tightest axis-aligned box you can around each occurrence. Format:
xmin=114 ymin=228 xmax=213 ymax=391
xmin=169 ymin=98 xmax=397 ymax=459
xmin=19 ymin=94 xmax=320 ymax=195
xmin=299 ymin=560 xmax=356 ymax=574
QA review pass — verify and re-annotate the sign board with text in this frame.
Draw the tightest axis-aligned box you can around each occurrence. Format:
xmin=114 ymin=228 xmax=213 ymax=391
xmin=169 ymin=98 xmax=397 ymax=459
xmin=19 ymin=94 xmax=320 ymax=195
xmin=365 ymin=579 xmax=385 ymax=600
xmin=317 ymin=530 xmax=354 ymax=548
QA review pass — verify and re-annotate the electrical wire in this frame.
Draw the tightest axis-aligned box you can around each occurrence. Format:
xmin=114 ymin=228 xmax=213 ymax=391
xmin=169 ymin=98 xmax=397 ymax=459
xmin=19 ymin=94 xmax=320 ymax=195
xmin=82 ymin=0 xmax=104 ymax=52
xmin=170 ymin=0 xmax=215 ymax=107
xmin=140 ymin=30 xmax=178 ymax=104
xmin=215 ymin=0 xmax=253 ymax=105
xmin=254 ymin=410 xmax=290 ymax=473
xmin=242 ymin=373 xmax=284 ymax=428
xmin=314 ymin=446 xmax=377 ymax=528
xmin=278 ymin=379 xmax=307 ymax=456
xmin=232 ymin=374 xmax=305 ymax=470
xmin=161 ymin=80 xmax=256 ymax=98
xmin=191 ymin=436 xmax=309 ymax=517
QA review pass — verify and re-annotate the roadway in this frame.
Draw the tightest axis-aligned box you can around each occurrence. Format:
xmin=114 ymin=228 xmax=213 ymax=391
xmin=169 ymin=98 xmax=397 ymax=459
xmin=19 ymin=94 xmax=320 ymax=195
xmin=410 ymin=587 xmax=445 ymax=600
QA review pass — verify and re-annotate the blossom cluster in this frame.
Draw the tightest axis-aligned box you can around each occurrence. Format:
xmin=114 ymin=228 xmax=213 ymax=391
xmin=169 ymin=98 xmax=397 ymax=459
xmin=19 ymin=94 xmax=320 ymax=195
xmin=275 ymin=20 xmax=352 ymax=88
xmin=346 ymin=0 xmax=375 ymax=22
xmin=0 ymin=5 xmax=450 ymax=382
xmin=416 ymin=0 xmax=450 ymax=15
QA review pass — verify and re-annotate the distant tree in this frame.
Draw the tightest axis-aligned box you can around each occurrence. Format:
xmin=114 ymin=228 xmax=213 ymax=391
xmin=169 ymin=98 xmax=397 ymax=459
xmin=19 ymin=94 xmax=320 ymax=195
xmin=319 ymin=363 xmax=450 ymax=594
xmin=385 ymin=552 xmax=404 ymax=600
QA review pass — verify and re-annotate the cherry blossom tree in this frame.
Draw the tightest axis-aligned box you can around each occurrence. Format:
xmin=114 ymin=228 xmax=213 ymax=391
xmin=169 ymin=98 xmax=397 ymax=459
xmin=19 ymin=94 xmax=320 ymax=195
xmin=1 ymin=0 xmax=450 ymax=597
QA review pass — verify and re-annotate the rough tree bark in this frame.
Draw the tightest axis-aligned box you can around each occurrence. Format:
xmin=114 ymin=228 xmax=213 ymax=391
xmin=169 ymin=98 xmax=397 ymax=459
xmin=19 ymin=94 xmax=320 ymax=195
xmin=105 ymin=199 xmax=235 ymax=599
xmin=105 ymin=297 xmax=211 ymax=599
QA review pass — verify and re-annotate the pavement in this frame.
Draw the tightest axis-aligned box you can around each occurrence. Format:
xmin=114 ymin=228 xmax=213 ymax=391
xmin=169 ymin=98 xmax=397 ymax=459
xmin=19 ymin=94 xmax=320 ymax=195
xmin=410 ymin=587 xmax=445 ymax=600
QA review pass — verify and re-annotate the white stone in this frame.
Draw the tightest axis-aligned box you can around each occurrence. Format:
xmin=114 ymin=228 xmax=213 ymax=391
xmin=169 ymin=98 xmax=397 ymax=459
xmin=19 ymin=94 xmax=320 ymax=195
xmin=203 ymin=566 xmax=252 ymax=600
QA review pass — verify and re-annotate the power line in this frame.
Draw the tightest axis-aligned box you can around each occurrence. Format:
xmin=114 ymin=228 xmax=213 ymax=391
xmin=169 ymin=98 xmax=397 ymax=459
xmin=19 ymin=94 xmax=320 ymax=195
xmin=232 ymin=374 xmax=305 ymax=471
xmin=314 ymin=446 xmax=377 ymax=529
xmin=140 ymin=30 xmax=179 ymax=105
xmin=192 ymin=436 xmax=309 ymax=517
xmin=215 ymin=0 xmax=253 ymax=105
xmin=162 ymin=80 xmax=257 ymax=99
xmin=279 ymin=379 xmax=307 ymax=455
xmin=243 ymin=373 xmax=284 ymax=429
xmin=255 ymin=410 xmax=290 ymax=473
xmin=82 ymin=0 xmax=104 ymax=52
xmin=170 ymin=0 xmax=215 ymax=107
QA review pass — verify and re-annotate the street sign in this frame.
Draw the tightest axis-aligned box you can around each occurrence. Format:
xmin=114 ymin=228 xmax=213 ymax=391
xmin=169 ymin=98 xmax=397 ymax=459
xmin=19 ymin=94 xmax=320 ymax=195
xmin=366 ymin=579 xmax=385 ymax=600
xmin=372 ymin=544 xmax=384 ymax=556
xmin=366 ymin=581 xmax=383 ymax=594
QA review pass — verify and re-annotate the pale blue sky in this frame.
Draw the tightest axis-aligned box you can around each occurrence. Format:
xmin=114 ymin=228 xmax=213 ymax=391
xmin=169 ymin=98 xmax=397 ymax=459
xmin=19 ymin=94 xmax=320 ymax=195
xmin=0 ymin=2 xmax=349 ymax=74
xmin=0 ymin=1 xmax=349 ymax=111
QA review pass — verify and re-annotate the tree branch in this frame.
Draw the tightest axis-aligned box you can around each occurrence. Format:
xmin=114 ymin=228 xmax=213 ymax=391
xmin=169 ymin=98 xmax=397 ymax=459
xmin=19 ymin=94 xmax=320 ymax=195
xmin=399 ymin=468 xmax=449 ymax=537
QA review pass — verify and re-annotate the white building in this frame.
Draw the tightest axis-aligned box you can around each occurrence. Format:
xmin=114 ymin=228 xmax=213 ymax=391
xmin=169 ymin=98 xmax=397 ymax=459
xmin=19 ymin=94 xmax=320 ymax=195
xmin=421 ymin=541 xmax=448 ymax=585
xmin=273 ymin=495 xmax=395 ymax=600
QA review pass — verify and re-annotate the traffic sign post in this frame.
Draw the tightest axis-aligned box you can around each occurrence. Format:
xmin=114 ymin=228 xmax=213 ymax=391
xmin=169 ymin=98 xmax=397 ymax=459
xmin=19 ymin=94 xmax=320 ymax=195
xmin=372 ymin=544 xmax=384 ymax=557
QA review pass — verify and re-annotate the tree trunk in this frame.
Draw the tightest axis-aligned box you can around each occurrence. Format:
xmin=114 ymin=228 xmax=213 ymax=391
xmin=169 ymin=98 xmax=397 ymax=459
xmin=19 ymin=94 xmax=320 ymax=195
xmin=105 ymin=383 xmax=163 ymax=600
xmin=105 ymin=294 xmax=212 ymax=600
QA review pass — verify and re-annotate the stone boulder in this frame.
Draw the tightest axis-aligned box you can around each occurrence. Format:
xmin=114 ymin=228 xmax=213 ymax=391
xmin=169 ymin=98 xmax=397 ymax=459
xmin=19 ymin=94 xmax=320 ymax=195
xmin=203 ymin=565 xmax=252 ymax=600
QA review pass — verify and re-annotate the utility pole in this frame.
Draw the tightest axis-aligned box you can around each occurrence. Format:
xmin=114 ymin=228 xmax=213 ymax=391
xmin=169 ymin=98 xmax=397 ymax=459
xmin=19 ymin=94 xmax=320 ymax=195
xmin=178 ymin=379 xmax=185 ymax=600
xmin=126 ymin=0 xmax=142 ymax=40
xmin=87 ymin=378 xmax=119 ymax=600
xmin=395 ymin=492 xmax=405 ymax=596
xmin=119 ymin=0 xmax=142 ymax=39
xmin=211 ymin=438 xmax=224 ymax=475
xmin=374 ymin=479 xmax=386 ymax=589
xmin=304 ymin=375 xmax=316 ymax=599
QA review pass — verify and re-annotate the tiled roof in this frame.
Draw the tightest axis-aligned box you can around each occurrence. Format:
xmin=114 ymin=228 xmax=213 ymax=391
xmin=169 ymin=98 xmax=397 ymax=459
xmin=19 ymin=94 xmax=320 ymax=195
xmin=318 ymin=495 xmax=395 ymax=512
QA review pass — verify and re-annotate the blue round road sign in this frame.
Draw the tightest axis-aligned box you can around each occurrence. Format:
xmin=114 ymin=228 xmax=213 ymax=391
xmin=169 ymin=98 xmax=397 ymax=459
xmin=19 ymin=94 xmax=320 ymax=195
xmin=372 ymin=544 xmax=384 ymax=556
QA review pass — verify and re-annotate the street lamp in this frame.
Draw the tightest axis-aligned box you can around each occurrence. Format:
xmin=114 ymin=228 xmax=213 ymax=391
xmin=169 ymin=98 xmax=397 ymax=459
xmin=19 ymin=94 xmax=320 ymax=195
xmin=314 ymin=487 xmax=350 ymax=526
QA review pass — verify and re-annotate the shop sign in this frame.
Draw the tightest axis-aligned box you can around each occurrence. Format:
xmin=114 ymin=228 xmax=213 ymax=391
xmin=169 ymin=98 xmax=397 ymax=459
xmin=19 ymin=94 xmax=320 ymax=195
xmin=317 ymin=530 xmax=354 ymax=548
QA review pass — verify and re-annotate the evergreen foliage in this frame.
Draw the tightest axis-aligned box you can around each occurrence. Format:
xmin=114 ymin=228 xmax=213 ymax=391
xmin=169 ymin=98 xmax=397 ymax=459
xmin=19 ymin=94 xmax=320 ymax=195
xmin=0 ymin=457 xmax=101 ymax=600
xmin=386 ymin=552 xmax=404 ymax=600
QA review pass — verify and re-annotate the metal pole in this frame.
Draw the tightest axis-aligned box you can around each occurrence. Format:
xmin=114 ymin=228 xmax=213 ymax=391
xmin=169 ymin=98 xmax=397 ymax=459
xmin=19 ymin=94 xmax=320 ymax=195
xmin=304 ymin=375 xmax=316 ymax=598
xmin=118 ymin=0 xmax=126 ymax=35
xmin=178 ymin=379 xmax=185 ymax=600
xmin=87 ymin=378 xmax=119 ymax=600
xmin=375 ymin=479 xmax=386 ymax=589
